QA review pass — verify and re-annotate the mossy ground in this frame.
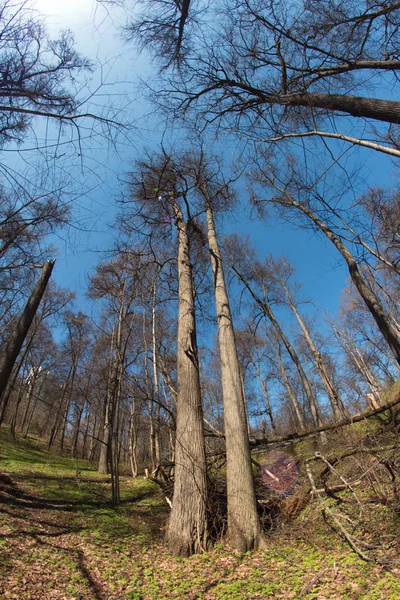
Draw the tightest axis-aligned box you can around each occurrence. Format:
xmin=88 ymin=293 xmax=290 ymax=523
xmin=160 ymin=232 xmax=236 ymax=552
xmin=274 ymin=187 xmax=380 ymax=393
xmin=1 ymin=428 xmax=399 ymax=599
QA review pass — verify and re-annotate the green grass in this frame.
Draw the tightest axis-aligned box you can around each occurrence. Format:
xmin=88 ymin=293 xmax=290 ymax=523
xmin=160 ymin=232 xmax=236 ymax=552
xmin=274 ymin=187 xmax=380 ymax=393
xmin=1 ymin=427 xmax=400 ymax=599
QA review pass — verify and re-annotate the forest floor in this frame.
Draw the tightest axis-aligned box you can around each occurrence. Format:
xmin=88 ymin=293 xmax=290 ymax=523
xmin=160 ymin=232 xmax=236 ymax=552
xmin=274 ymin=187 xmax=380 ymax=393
xmin=1 ymin=427 xmax=400 ymax=599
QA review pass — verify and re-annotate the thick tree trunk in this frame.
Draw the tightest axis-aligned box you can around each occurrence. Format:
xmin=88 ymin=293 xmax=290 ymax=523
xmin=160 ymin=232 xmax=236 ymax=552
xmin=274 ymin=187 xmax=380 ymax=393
xmin=206 ymin=202 xmax=265 ymax=551
xmin=0 ymin=330 xmax=35 ymax=427
xmin=273 ymin=92 xmax=400 ymax=125
xmin=99 ymin=330 xmax=116 ymax=475
xmin=0 ymin=260 xmax=55 ymax=398
xmin=166 ymin=202 xmax=208 ymax=557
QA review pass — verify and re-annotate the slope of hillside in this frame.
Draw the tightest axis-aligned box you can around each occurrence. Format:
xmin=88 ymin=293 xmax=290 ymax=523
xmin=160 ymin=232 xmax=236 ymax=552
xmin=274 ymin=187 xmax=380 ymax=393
xmin=1 ymin=427 xmax=400 ymax=599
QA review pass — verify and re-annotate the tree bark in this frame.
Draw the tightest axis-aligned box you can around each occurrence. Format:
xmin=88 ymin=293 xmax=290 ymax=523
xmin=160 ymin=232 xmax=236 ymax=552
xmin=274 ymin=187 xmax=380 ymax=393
xmin=272 ymin=92 xmax=400 ymax=125
xmin=166 ymin=200 xmax=208 ymax=557
xmin=221 ymin=80 xmax=400 ymax=125
xmin=0 ymin=260 xmax=55 ymax=398
xmin=206 ymin=201 xmax=265 ymax=551
xmin=129 ymin=396 xmax=138 ymax=478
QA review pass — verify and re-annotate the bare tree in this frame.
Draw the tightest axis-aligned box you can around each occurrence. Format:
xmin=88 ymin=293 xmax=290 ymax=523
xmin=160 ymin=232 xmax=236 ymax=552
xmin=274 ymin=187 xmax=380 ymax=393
xmin=154 ymin=0 xmax=400 ymax=130
xmin=128 ymin=152 xmax=208 ymax=556
xmin=262 ymin=254 xmax=348 ymax=420
xmin=0 ymin=0 xmax=102 ymax=144
xmin=225 ymin=237 xmax=323 ymax=430
xmin=191 ymin=153 xmax=266 ymax=551
xmin=249 ymin=154 xmax=400 ymax=368
xmin=125 ymin=0 xmax=194 ymax=67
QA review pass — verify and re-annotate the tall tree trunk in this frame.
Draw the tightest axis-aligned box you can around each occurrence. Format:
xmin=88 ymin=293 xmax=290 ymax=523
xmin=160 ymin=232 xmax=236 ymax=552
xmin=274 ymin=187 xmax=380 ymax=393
xmin=206 ymin=200 xmax=265 ymax=551
xmin=151 ymin=280 xmax=161 ymax=466
xmin=275 ymin=338 xmax=306 ymax=430
xmin=0 ymin=260 xmax=55 ymax=398
xmin=88 ymin=414 xmax=97 ymax=463
xmin=166 ymin=201 xmax=208 ymax=557
xmin=283 ymin=284 xmax=347 ymax=420
xmin=59 ymin=364 xmax=78 ymax=453
xmin=253 ymin=361 xmax=276 ymax=432
xmin=234 ymin=268 xmax=323 ymax=429
xmin=20 ymin=373 xmax=38 ymax=436
xmin=81 ymin=409 xmax=90 ymax=459
xmin=10 ymin=383 xmax=25 ymax=439
xmin=23 ymin=376 xmax=46 ymax=438
xmin=129 ymin=396 xmax=138 ymax=478
xmin=270 ymin=92 xmax=400 ymax=125
xmin=108 ymin=283 xmax=125 ymax=505
xmin=72 ymin=402 xmax=85 ymax=459
xmin=142 ymin=310 xmax=157 ymax=471
xmin=98 ymin=329 xmax=116 ymax=474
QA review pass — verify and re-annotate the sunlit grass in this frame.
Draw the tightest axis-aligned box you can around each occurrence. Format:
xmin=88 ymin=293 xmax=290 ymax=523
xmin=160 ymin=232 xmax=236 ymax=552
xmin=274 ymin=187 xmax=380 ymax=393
xmin=1 ymin=426 xmax=400 ymax=599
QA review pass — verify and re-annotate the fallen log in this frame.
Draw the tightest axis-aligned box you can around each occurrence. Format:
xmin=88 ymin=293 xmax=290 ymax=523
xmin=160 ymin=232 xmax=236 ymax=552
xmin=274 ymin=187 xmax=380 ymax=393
xmin=251 ymin=393 xmax=400 ymax=450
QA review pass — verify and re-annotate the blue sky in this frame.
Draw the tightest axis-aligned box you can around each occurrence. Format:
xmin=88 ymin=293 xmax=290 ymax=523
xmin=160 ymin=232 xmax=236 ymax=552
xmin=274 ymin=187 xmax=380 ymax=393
xmin=7 ymin=0 xmax=397 ymax=321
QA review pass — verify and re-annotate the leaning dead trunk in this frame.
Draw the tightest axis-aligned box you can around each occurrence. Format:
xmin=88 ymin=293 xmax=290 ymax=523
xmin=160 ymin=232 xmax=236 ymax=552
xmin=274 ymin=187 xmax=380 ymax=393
xmin=205 ymin=200 xmax=265 ymax=551
xmin=281 ymin=198 xmax=400 ymax=367
xmin=0 ymin=260 xmax=55 ymax=398
xmin=166 ymin=201 xmax=208 ymax=557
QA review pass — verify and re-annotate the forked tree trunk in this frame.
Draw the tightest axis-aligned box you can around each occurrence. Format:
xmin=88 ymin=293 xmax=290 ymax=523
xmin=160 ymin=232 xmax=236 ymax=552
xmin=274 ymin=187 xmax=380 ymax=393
xmin=0 ymin=260 xmax=55 ymax=398
xmin=205 ymin=200 xmax=265 ymax=551
xmin=166 ymin=201 xmax=208 ymax=557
